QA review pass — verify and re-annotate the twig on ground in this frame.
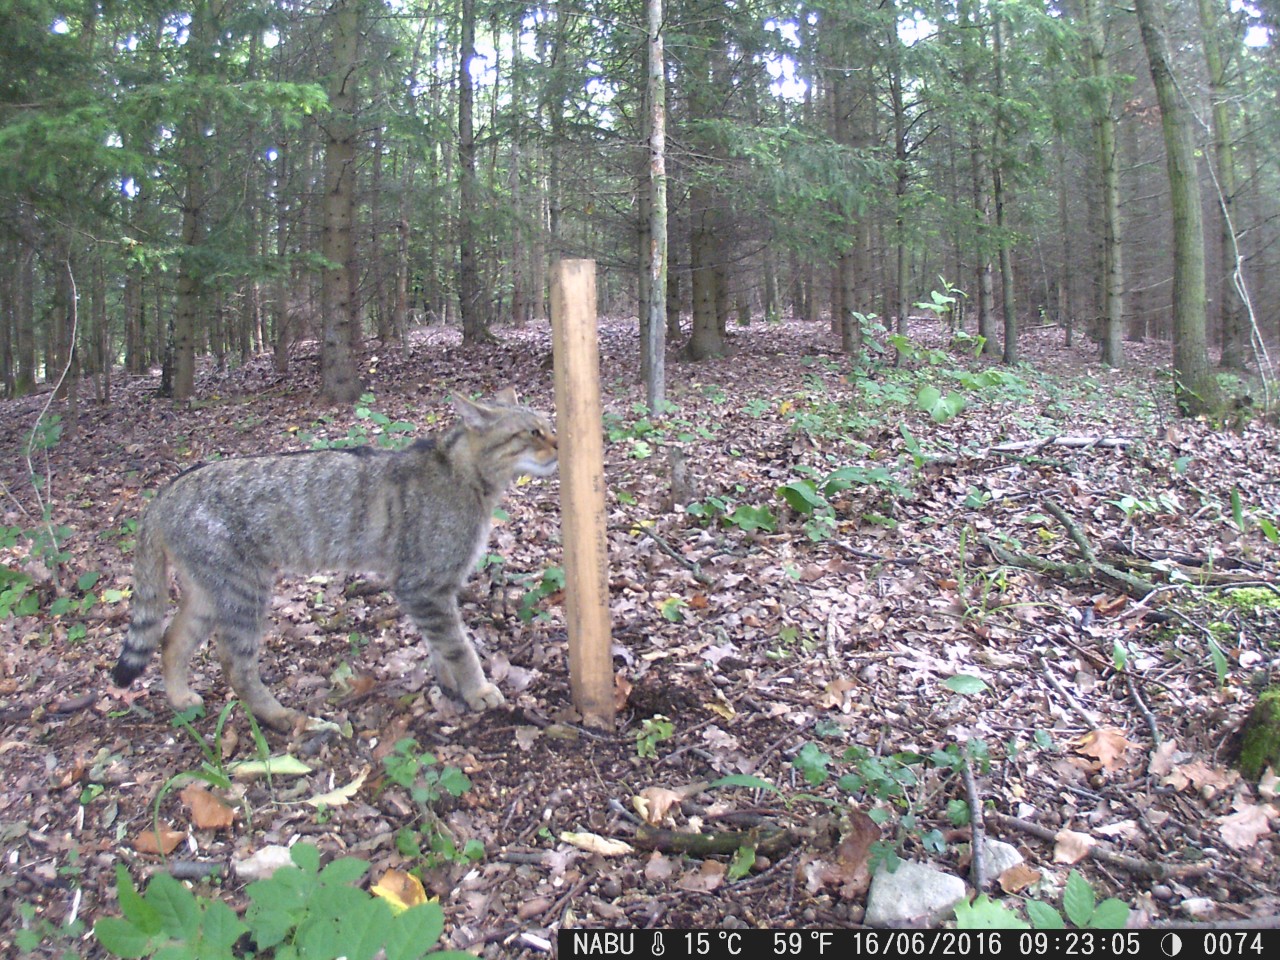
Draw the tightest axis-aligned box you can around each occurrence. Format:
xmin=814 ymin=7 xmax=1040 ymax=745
xmin=961 ymin=757 xmax=988 ymax=891
xmin=987 ymin=811 xmax=1213 ymax=881
xmin=1037 ymin=656 xmax=1100 ymax=731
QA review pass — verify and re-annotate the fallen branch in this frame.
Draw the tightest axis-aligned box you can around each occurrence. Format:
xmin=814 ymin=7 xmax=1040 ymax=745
xmin=961 ymin=758 xmax=988 ymax=892
xmin=988 ymin=436 xmax=1138 ymax=455
xmin=634 ymin=823 xmax=803 ymax=858
xmin=618 ymin=522 xmax=716 ymax=586
xmin=987 ymin=812 xmax=1213 ymax=881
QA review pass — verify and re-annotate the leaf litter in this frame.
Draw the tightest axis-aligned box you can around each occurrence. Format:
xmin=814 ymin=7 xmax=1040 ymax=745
xmin=0 ymin=317 xmax=1278 ymax=954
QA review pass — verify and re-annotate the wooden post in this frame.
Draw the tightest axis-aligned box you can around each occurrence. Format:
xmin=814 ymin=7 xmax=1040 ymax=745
xmin=550 ymin=260 xmax=615 ymax=727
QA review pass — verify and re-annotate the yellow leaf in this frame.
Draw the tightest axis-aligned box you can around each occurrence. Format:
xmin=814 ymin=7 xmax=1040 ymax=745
xmin=371 ymin=869 xmax=429 ymax=914
xmin=705 ymin=700 xmax=735 ymax=722
xmin=303 ymin=766 xmax=369 ymax=808
xmin=778 ymin=400 xmax=794 ymax=416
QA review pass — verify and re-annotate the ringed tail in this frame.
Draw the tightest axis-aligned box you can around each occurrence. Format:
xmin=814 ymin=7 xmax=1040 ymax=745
xmin=111 ymin=516 xmax=168 ymax=688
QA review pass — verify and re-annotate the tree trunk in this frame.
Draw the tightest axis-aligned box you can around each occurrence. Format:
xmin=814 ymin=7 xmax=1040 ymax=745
xmin=993 ymin=13 xmax=1017 ymax=365
xmin=642 ymin=0 xmax=667 ymax=411
xmin=1197 ymin=0 xmax=1246 ymax=370
xmin=319 ymin=0 xmax=363 ymax=404
xmin=1083 ymin=0 xmax=1125 ymax=367
xmin=1134 ymin=0 xmax=1218 ymax=415
xmin=458 ymin=0 xmax=486 ymax=343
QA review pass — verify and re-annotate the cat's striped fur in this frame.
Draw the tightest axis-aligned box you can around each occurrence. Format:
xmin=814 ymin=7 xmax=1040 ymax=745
xmin=111 ymin=389 xmax=557 ymax=731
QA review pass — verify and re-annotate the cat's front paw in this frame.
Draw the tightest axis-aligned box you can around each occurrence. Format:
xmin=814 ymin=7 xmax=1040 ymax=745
xmin=463 ymin=682 xmax=505 ymax=711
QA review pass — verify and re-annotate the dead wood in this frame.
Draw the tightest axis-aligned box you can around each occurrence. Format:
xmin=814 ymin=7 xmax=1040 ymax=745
xmin=633 ymin=822 xmax=803 ymax=858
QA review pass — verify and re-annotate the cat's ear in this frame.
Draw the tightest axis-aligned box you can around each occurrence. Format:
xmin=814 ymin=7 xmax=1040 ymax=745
xmin=493 ymin=386 xmax=520 ymax=405
xmin=452 ymin=394 xmax=495 ymax=428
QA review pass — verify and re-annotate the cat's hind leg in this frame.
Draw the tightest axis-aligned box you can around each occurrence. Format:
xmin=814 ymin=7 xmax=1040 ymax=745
xmin=211 ymin=577 xmax=298 ymax=732
xmin=159 ymin=577 xmax=218 ymax=713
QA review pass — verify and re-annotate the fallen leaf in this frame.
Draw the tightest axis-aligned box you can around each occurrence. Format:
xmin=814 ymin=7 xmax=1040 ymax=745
xmin=559 ymin=831 xmax=633 ymax=856
xmin=705 ymin=699 xmax=735 ymax=722
xmin=812 ymin=809 xmax=878 ymax=899
xmin=371 ymin=869 xmax=429 ymax=913
xmin=1161 ymin=759 xmax=1236 ymax=798
xmin=1052 ymin=829 xmax=1096 ymax=864
xmin=1218 ymin=803 xmax=1273 ymax=851
xmin=304 ymin=766 xmax=369 ymax=808
xmin=1072 ymin=728 xmax=1132 ymax=772
xmin=676 ymin=858 xmax=725 ymax=893
xmin=229 ymin=755 xmax=313 ymax=779
xmin=1147 ymin=739 xmax=1180 ymax=777
xmin=633 ymin=787 xmax=684 ymax=825
xmin=180 ymin=784 xmax=236 ymax=831
xmin=998 ymin=862 xmax=1041 ymax=894
xmin=133 ymin=824 xmax=185 ymax=856
xmin=816 ymin=677 xmax=858 ymax=712
xmin=1095 ymin=819 xmax=1140 ymax=841
xmin=643 ymin=851 xmax=677 ymax=882
xmin=515 ymin=726 xmax=542 ymax=752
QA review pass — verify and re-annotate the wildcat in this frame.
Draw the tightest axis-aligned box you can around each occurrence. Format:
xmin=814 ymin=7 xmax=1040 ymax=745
xmin=111 ymin=388 xmax=557 ymax=731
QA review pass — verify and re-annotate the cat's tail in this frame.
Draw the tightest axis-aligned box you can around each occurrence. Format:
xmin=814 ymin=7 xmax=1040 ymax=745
xmin=110 ymin=514 xmax=169 ymax=688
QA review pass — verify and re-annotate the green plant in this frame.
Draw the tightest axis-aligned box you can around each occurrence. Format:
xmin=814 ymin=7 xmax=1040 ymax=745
xmin=381 ymin=738 xmax=472 ymax=811
xmin=152 ymin=701 xmax=273 ymax=839
xmin=95 ymin=843 xmax=470 ymax=959
xmin=15 ymin=901 xmax=85 ymax=958
xmin=380 ymin=738 xmax=479 ymax=868
xmin=776 ymin=463 xmax=908 ymax=541
xmin=517 ymin=565 xmax=564 ymax=623
xmin=685 ymin=494 xmax=777 ymax=534
xmin=302 ymin=393 xmax=418 ymax=451
xmin=1024 ymin=870 xmax=1131 ymax=929
xmin=635 ymin=715 xmax=675 ymax=759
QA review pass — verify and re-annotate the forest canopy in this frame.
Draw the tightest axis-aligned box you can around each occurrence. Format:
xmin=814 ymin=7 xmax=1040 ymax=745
xmin=0 ymin=0 xmax=1276 ymax=412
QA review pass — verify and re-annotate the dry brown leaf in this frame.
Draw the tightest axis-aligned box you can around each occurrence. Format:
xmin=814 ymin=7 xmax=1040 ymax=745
xmin=676 ymin=858 xmax=725 ymax=893
xmin=998 ymin=862 xmax=1042 ymax=894
xmin=1161 ymin=759 xmax=1236 ymax=797
xmin=133 ymin=824 xmax=185 ymax=856
xmin=57 ymin=758 xmax=86 ymax=790
xmin=1052 ymin=828 xmax=1096 ymax=864
xmin=1147 ymin=739 xmax=1179 ymax=777
xmin=816 ymin=677 xmax=858 ymax=712
xmin=1218 ymin=803 xmax=1273 ymax=851
xmin=643 ymin=851 xmax=677 ymax=882
xmin=614 ymin=673 xmax=633 ymax=712
xmin=1072 ymin=728 xmax=1132 ymax=772
xmin=634 ymin=787 xmax=684 ymax=825
xmin=180 ymin=784 xmax=236 ymax=831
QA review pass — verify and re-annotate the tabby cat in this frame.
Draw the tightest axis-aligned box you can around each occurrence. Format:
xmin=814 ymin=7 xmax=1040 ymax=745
xmin=111 ymin=388 xmax=557 ymax=731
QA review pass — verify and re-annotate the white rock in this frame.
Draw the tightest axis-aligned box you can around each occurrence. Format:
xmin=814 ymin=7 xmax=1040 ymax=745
xmin=865 ymin=860 xmax=967 ymax=927
xmin=233 ymin=845 xmax=296 ymax=882
xmin=980 ymin=838 xmax=1024 ymax=879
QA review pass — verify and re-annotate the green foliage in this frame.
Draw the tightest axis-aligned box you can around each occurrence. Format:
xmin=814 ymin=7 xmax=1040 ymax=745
xmin=518 ymin=565 xmax=564 ymax=623
xmin=635 ymin=715 xmax=675 ymax=759
xmin=381 ymin=738 xmax=472 ymax=811
xmin=953 ymin=871 xmax=1130 ymax=930
xmin=776 ymin=464 xmax=908 ymax=542
xmin=95 ymin=844 xmax=468 ymax=960
xmin=685 ymin=493 xmax=777 ymax=534
xmin=304 ymin=394 xmax=417 ymax=451
xmin=955 ymin=894 xmax=1029 ymax=929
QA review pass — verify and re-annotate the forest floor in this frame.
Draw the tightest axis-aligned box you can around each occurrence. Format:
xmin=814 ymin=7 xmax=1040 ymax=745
xmin=1 ymin=316 xmax=1279 ymax=958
